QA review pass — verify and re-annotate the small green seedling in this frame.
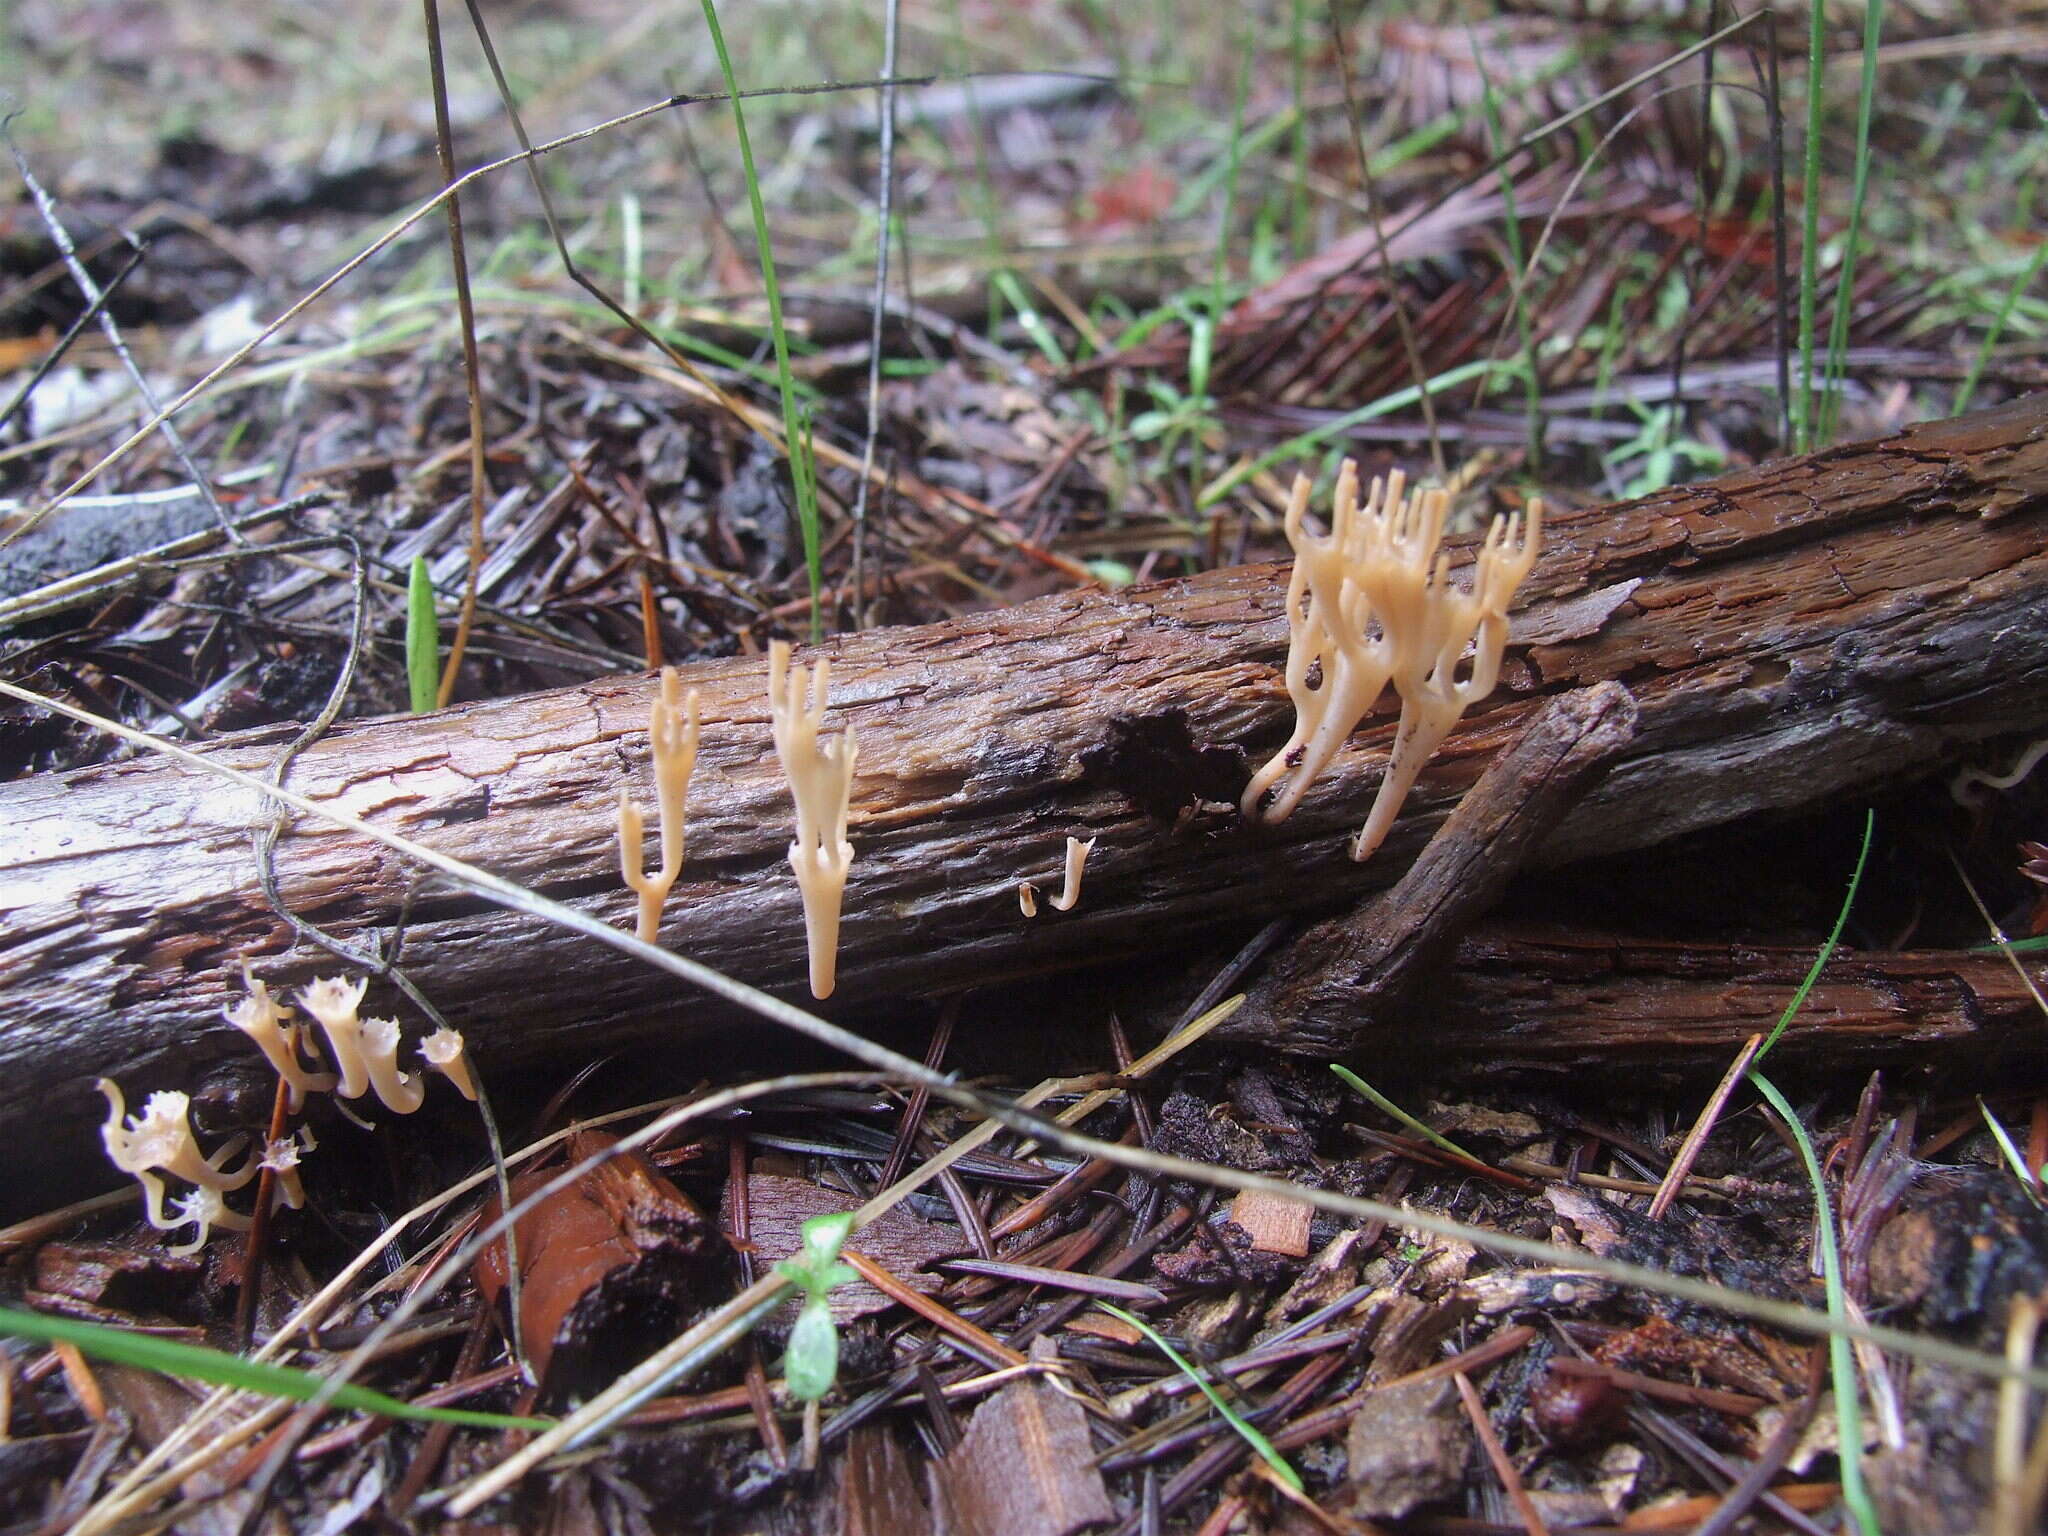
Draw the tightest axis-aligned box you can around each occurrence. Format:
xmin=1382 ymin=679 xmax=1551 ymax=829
xmin=406 ymin=556 xmax=438 ymax=714
xmin=775 ymin=1210 xmax=857 ymax=1402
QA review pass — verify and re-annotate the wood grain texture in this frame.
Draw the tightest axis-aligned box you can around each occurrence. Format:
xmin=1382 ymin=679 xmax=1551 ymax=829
xmin=6 ymin=394 xmax=2048 ymax=1206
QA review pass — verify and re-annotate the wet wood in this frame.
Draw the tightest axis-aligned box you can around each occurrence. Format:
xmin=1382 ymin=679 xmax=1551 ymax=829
xmin=1409 ymin=924 xmax=2048 ymax=1083
xmin=929 ymin=1368 xmax=1115 ymax=1536
xmin=1231 ymin=682 xmax=1639 ymax=1052
xmin=7 ymin=395 xmax=2048 ymax=1203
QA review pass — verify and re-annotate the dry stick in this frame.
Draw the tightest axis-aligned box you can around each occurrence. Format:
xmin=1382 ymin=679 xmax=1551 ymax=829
xmin=14 ymin=683 xmax=2048 ymax=1514
xmin=1455 ymin=1370 xmax=1551 ymax=1536
xmin=233 ymin=1076 xmax=296 ymax=1347
xmin=1648 ymin=1033 xmax=1764 ymax=1222
xmin=1235 ymin=681 xmax=1638 ymax=1045
xmin=848 ymin=0 xmax=905 ymax=630
xmin=421 ymin=0 xmax=492 ymax=707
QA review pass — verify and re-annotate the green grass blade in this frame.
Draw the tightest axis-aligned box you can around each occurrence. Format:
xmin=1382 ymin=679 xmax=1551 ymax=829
xmin=697 ymin=0 xmax=824 ymax=641
xmin=1098 ymin=1303 xmax=1303 ymax=1493
xmin=1979 ymin=1098 xmax=2046 ymax=1206
xmin=1794 ymin=0 xmax=1828 ymax=452
xmin=1954 ymin=198 xmax=2048 ymax=415
xmin=0 ymin=1304 xmax=550 ymax=1431
xmin=1747 ymin=1074 xmax=1881 ymax=1536
xmin=1737 ymin=804 xmax=1880 ymax=1533
xmin=406 ymin=555 xmax=438 ymax=714
xmin=1757 ymin=809 xmax=1874 ymax=1063
xmin=1817 ymin=0 xmax=1886 ymax=445
xmin=1331 ymin=1064 xmax=1480 ymax=1163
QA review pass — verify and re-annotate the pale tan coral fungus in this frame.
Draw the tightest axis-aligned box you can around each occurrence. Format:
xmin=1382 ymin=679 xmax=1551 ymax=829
xmin=1242 ymin=464 xmax=1540 ymax=861
xmin=768 ymin=640 xmax=857 ymax=999
xmin=297 ymin=977 xmax=425 ymax=1115
xmin=223 ymin=963 xmax=335 ymax=1108
xmin=420 ymin=1027 xmax=480 ymax=1101
xmin=617 ymin=665 xmax=702 ymax=942
xmin=97 ymin=1080 xmax=255 ymax=1237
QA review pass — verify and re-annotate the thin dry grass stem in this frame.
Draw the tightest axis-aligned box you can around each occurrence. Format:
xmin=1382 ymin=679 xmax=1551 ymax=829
xmin=1241 ymin=463 xmax=1540 ymax=860
xmin=1649 ymin=1033 xmax=1765 ymax=1222
xmin=421 ymin=0 xmax=492 ymax=708
xmin=617 ymin=667 xmax=703 ymax=942
xmin=769 ymin=641 xmax=857 ymax=998
xmin=1995 ymin=1292 xmax=2044 ymax=1536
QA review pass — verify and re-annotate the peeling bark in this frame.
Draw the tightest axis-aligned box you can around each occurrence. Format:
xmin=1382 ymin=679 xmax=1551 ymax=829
xmin=6 ymin=395 xmax=2048 ymax=1206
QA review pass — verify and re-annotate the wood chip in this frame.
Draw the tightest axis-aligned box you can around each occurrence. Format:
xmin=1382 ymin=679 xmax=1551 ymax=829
xmin=840 ymin=1426 xmax=933 ymax=1536
xmin=1341 ymin=1375 xmax=1472 ymax=1522
xmin=723 ymin=1171 xmax=960 ymax=1322
xmin=1228 ymin=1187 xmax=1313 ymax=1258
xmin=930 ymin=1376 xmax=1115 ymax=1536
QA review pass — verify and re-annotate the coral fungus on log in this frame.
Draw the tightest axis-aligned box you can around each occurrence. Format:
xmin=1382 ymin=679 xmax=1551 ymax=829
xmin=5 ymin=396 xmax=2048 ymax=1207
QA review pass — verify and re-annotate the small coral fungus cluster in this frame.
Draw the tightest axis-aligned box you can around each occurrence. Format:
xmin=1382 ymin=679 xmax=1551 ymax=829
xmin=618 ymin=645 xmax=1096 ymax=1003
xmin=616 ymin=467 xmax=1535 ymax=1003
xmin=1243 ymin=463 xmax=1541 ymax=861
xmin=98 ymin=968 xmax=478 ymax=1252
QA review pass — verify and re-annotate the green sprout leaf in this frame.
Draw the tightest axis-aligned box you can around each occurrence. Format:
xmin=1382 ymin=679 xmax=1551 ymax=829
xmin=406 ymin=555 xmax=438 ymax=715
xmin=774 ymin=1210 xmax=857 ymax=1402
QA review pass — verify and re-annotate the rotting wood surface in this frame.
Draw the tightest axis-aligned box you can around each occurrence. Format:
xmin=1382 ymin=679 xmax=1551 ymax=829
xmin=6 ymin=394 xmax=2048 ymax=1204
xmin=1417 ymin=923 xmax=2048 ymax=1083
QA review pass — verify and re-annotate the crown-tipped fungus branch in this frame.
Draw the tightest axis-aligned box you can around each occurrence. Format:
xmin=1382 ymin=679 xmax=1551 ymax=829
xmin=420 ymin=1027 xmax=480 ymax=1101
xmin=1242 ymin=463 xmax=1541 ymax=861
xmin=297 ymin=977 xmax=425 ymax=1115
xmin=769 ymin=640 xmax=857 ymax=999
xmin=98 ymin=1080 xmax=256 ymax=1234
xmin=1351 ymin=494 xmax=1540 ymax=861
xmin=224 ymin=964 xmax=336 ymax=1109
xmin=617 ymin=666 xmax=702 ymax=942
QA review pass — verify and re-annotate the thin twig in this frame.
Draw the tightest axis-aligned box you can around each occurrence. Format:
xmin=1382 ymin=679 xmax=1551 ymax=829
xmin=848 ymin=0 xmax=904 ymax=631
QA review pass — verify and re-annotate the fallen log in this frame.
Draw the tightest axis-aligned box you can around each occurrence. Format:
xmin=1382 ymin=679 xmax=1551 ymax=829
xmin=6 ymin=394 xmax=2048 ymax=1205
xmin=1414 ymin=923 xmax=2048 ymax=1085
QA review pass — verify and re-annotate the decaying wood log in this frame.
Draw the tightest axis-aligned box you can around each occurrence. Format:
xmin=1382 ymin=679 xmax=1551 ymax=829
xmin=1231 ymin=682 xmax=1640 ymax=1053
xmin=6 ymin=395 xmax=2048 ymax=1205
xmin=1407 ymin=923 xmax=2048 ymax=1085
